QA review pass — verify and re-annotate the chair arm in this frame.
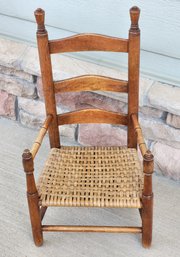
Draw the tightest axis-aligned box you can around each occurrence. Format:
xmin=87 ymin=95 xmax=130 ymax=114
xmin=131 ymin=113 xmax=154 ymax=198
xmin=30 ymin=114 xmax=53 ymax=159
xmin=131 ymin=113 xmax=148 ymax=157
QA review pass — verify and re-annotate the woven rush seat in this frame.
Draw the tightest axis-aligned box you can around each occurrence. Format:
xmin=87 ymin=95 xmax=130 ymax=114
xmin=37 ymin=146 xmax=143 ymax=208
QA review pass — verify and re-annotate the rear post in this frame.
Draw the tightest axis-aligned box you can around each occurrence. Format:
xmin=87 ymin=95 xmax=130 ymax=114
xmin=128 ymin=6 xmax=140 ymax=148
xmin=34 ymin=9 xmax=60 ymax=148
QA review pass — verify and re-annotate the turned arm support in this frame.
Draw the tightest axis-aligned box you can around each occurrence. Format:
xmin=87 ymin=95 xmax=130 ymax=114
xmin=131 ymin=113 xmax=154 ymax=197
xmin=30 ymin=114 xmax=53 ymax=159
xmin=131 ymin=113 xmax=148 ymax=157
xmin=22 ymin=114 xmax=53 ymax=196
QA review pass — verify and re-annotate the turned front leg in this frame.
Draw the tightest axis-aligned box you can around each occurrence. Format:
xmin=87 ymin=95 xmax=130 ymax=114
xmin=142 ymin=150 xmax=154 ymax=248
xmin=22 ymin=149 xmax=43 ymax=246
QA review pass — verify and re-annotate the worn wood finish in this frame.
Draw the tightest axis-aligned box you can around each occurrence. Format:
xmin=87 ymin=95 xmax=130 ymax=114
xmin=58 ymin=109 xmax=128 ymax=126
xmin=54 ymin=75 xmax=128 ymax=93
xmin=34 ymin=9 xmax=60 ymax=149
xmin=42 ymin=225 xmax=142 ymax=233
xmin=131 ymin=112 xmax=154 ymax=247
xmin=22 ymin=149 xmax=43 ymax=246
xmin=128 ymin=8 xmax=153 ymax=245
xmin=128 ymin=7 xmax=140 ymax=149
xmin=142 ymin=151 xmax=154 ymax=248
xmin=31 ymin=114 xmax=53 ymax=159
xmin=23 ymin=6 xmax=154 ymax=248
xmin=49 ymin=33 xmax=128 ymax=53
xmin=131 ymin=113 xmax=148 ymax=156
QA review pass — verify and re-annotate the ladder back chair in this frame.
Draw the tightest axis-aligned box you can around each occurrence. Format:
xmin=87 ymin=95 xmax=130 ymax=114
xmin=22 ymin=6 xmax=154 ymax=248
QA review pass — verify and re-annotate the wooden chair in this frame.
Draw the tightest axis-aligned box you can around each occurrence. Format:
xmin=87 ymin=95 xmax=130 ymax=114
xmin=22 ymin=6 xmax=154 ymax=248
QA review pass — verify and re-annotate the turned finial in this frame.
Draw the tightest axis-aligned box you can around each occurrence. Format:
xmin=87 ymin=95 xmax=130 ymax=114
xmin=144 ymin=150 xmax=154 ymax=162
xmin=34 ymin=8 xmax=46 ymax=34
xmin=130 ymin=6 xmax=140 ymax=33
xmin=22 ymin=149 xmax=34 ymax=174
xmin=22 ymin=149 xmax=32 ymax=160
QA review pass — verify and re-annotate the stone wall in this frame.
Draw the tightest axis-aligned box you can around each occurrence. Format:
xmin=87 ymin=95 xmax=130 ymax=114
xmin=0 ymin=38 xmax=180 ymax=180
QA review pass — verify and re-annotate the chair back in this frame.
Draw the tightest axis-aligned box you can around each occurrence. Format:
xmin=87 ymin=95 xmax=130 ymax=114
xmin=34 ymin=7 xmax=140 ymax=149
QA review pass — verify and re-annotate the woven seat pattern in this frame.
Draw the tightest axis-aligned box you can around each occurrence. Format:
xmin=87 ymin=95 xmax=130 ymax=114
xmin=37 ymin=146 xmax=143 ymax=208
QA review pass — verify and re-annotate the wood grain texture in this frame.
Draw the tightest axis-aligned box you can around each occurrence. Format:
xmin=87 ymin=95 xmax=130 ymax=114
xmin=131 ymin=113 xmax=154 ymax=248
xmin=131 ymin=113 xmax=147 ymax=157
xmin=54 ymin=75 xmax=128 ymax=93
xmin=22 ymin=150 xmax=43 ymax=246
xmin=58 ymin=109 xmax=128 ymax=126
xmin=35 ymin=11 xmax=60 ymax=149
xmin=128 ymin=7 xmax=140 ymax=148
xmin=49 ymin=33 xmax=128 ymax=53
xmin=42 ymin=225 xmax=142 ymax=233
xmin=142 ymin=194 xmax=153 ymax=248
xmin=142 ymin=151 xmax=154 ymax=248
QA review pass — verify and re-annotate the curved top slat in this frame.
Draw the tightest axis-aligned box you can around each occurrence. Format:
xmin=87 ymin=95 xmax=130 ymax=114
xmin=54 ymin=75 xmax=128 ymax=93
xmin=49 ymin=33 xmax=129 ymax=53
xmin=58 ymin=109 xmax=128 ymax=126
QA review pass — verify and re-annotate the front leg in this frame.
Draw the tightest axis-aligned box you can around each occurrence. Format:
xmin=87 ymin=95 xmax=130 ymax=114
xmin=22 ymin=149 xmax=43 ymax=246
xmin=142 ymin=150 xmax=154 ymax=248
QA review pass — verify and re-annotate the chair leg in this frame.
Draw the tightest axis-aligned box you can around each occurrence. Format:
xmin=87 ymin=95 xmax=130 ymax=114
xmin=141 ymin=150 xmax=154 ymax=248
xmin=22 ymin=149 xmax=43 ymax=246
xmin=27 ymin=192 xmax=43 ymax=246
xmin=142 ymin=194 xmax=153 ymax=248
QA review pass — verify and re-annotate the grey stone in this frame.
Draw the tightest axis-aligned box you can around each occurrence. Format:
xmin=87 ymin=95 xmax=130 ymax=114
xmin=151 ymin=142 xmax=180 ymax=180
xmin=55 ymin=91 xmax=126 ymax=113
xmin=0 ymin=73 xmax=36 ymax=98
xmin=78 ymin=124 xmax=127 ymax=146
xmin=0 ymin=38 xmax=27 ymax=68
xmin=18 ymin=97 xmax=46 ymax=117
xmin=59 ymin=124 xmax=77 ymax=141
xmin=19 ymin=110 xmax=44 ymax=129
xmin=166 ymin=113 xmax=180 ymax=129
xmin=140 ymin=106 xmax=165 ymax=119
xmin=19 ymin=108 xmax=76 ymax=141
xmin=140 ymin=117 xmax=180 ymax=148
xmin=50 ymin=50 xmax=128 ymax=81
xmin=148 ymin=82 xmax=180 ymax=115
xmin=0 ymin=90 xmax=16 ymax=120
xmin=18 ymin=97 xmax=67 ymax=116
xmin=18 ymin=97 xmax=76 ymax=140
xmin=17 ymin=46 xmax=40 ymax=76
xmin=0 ymin=65 xmax=34 ymax=83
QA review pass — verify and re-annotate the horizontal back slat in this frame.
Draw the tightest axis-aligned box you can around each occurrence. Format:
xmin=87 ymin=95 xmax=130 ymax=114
xmin=54 ymin=75 xmax=128 ymax=93
xmin=58 ymin=109 xmax=128 ymax=126
xmin=49 ymin=33 xmax=129 ymax=53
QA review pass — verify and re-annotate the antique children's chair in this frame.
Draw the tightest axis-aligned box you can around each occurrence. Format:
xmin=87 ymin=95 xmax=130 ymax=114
xmin=22 ymin=6 xmax=154 ymax=248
